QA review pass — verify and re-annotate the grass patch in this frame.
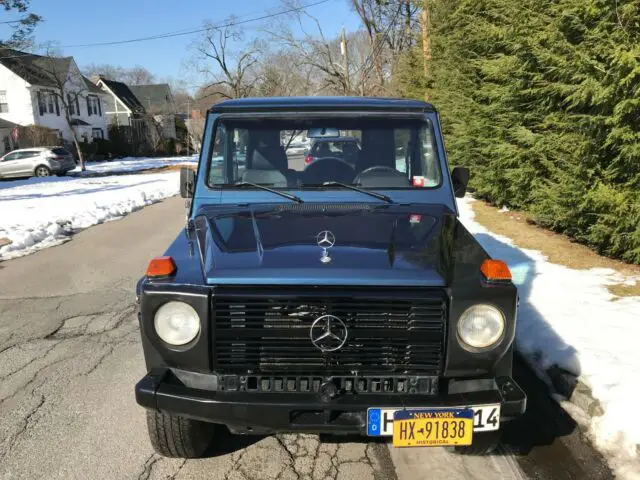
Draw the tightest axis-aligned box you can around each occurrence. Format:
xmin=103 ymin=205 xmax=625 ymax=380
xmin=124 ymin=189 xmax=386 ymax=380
xmin=470 ymin=199 xmax=640 ymax=298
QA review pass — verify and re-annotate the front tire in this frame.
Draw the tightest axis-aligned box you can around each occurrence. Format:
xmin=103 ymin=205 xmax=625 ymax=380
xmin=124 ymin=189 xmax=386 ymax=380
xmin=146 ymin=410 xmax=214 ymax=458
xmin=34 ymin=166 xmax=51 ymax=177
xmin=454 ymin=431 xmax=500 ymax=455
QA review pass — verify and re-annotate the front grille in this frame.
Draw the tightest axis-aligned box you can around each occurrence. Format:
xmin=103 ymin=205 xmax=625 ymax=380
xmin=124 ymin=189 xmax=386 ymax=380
xmin=218 ymin=374 xmax=437 ymax=395
xmin=212 ymin=288 xmax=446 ymax=375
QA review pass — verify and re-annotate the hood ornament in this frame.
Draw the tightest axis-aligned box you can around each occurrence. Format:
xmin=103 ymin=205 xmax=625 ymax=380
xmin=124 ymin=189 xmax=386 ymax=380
xmin=310 ymin=315 xmax=348 ymax=352
xmin=316 ymin=230 xmax=335 ymax=264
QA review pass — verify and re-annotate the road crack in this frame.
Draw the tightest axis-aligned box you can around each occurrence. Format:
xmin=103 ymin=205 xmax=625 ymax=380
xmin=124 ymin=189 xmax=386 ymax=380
xmin=168 ymin=459 xmax=187 ymax=480
xmin=223 ymin=448 xmax=250 ymax=480
xmin=0 ymin=394 xmax=46 ymax=461
xmin=137 ymin=453 xmax=160 ymax=480
xmin=274 ymin=435 xmax=301 ymax=480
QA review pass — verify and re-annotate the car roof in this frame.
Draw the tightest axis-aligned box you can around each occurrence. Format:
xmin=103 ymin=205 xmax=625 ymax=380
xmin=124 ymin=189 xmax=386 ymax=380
xmin=5 ymin=147 xmax=48 ymax=152
xmin=209 ymin=96 xmax=435 ymax=114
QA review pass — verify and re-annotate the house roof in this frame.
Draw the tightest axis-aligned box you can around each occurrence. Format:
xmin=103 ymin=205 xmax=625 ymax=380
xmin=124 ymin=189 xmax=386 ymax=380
xmin=98 ymin=77 xmax=145 ymax=113
xmin=0 ymin=48 xmax=72 ymax=87
xmin=0 ymin=118 xmax=19 ymax=129
xmin=83 ymin=76 xmax=105 ymax=95
xmin=69 ymin=118 xmax=91 ymax=126
xmin=129 ymin=84 xmax=173 ymax=113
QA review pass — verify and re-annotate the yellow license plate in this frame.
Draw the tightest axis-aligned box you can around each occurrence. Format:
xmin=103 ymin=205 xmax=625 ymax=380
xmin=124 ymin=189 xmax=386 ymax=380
xmin=392 ymin=408 xmax=474 ymax=447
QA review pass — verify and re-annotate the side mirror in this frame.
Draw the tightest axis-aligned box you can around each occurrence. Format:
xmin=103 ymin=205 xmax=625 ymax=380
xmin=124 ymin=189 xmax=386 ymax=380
xmin=451 ymin=166 xmax=470 ymax=198
xmin=180 ymin=167 xmax=195 ymax=198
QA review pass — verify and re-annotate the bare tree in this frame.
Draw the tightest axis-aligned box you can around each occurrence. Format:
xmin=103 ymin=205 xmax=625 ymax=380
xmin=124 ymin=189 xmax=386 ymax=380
xmin=124 ymin=66 xmax=155 ymax=85
xmin=36 ymin=47 xmax=94 ymax=170
xmin=82 ymin=63 xmax=155 ymax=85
xmin=268 ymin=5 xmax=353 ymax=95
xmin=254 ymin=51 xmax=314 ymax=97
xmin=0 ymin=0 xmax=42 ymax=48
xmin=193 ymin=20 xmax=261 ymax=99
xmin=185 ymin=117 xmax=205 ymax=153
xmin=350 ymin=0 xmax=420 ymax=92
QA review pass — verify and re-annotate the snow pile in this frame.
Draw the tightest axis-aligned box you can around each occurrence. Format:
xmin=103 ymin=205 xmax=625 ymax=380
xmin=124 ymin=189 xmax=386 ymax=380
xmin=0 ymin=172 xmax=180 ymax=260
xmin=458 ymin=196 xmax=640 ymax=478
xmin=70 ymin=155 xmax=197 ymax=175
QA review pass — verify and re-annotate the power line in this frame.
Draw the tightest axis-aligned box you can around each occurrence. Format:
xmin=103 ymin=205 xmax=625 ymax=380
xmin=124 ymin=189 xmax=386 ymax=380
xmin=0 ymin=0 xmax=330 ymax=60
xmin=61 ymin=0 xmax=329 ymax=48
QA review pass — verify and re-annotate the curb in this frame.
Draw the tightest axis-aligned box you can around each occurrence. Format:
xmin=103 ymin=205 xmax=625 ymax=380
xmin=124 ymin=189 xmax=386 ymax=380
xmin=547 ymin=365 xmax=605 ymax=417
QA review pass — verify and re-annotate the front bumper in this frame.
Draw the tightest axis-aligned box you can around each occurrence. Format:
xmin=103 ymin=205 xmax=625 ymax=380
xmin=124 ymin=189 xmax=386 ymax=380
xmin=136 ymin=369 xmax=526 ymax=435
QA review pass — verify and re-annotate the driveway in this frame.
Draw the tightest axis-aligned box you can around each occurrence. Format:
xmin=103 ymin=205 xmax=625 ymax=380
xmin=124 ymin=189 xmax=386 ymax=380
xmin=0 ymin=197 xmax=612 ymax=479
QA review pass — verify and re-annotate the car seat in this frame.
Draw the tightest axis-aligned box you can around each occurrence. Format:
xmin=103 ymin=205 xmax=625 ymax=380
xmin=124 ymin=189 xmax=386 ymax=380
xmin=242 ymin=131 xmax=295 ymax=187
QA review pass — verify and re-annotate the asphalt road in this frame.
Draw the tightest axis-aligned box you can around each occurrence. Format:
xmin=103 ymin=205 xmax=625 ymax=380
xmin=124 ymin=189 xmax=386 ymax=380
xmin=0 ymin=196 xmax=613 ymax=480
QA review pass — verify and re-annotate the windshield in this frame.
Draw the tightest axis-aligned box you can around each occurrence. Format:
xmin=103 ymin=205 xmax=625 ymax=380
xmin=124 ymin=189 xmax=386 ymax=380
xmin=207 ymin=117 xmax=440 ymax=190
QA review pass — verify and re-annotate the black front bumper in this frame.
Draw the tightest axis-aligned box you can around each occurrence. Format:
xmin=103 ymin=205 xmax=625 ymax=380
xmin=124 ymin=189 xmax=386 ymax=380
xmin=136 ymin=369 xmax=526 ymax=435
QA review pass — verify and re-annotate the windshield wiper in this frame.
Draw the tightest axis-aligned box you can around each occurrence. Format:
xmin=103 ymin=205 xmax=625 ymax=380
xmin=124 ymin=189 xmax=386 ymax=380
xmin=315 ymin=181 xmax=394 ymax=203
xmin=229 ymin=181 xmax=304 ymax=203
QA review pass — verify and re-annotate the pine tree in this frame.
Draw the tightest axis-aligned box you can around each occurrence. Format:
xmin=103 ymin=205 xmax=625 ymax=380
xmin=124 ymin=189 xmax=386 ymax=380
xmin=395 ymin=0 xmax=640 ymax=263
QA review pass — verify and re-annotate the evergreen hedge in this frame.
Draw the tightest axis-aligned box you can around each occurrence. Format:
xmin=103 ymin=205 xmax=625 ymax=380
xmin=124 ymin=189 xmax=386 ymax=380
xmin=399 ymin=0 xmax=640 ymax=263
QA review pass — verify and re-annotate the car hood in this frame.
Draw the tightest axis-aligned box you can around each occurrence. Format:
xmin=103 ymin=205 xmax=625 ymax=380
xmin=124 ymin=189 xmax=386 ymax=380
xmin=192 ymin=202 xmax=457 ymax=286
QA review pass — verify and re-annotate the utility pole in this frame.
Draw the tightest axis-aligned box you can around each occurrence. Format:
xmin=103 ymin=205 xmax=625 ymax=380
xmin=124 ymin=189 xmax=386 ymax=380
xmin=421 ymin=0 xmax=432 ymax=101
xmin=340 ymin=27 xmax=350 ymax=95
xmin=186 ymin=97 xmax=190 ymax=156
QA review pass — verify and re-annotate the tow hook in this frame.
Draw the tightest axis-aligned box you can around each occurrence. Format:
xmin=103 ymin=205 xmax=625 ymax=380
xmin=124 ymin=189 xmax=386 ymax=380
xmin=319 ymin=380 xmax=339 ymax=402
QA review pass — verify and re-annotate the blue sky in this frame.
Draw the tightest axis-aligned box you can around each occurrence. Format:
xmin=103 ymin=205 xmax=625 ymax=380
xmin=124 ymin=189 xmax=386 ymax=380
xmin=1 ymin=0 xmax=361 ymax=86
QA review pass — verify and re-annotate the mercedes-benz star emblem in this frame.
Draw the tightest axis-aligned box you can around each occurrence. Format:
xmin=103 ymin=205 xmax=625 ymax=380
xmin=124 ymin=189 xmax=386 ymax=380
xmin=310 ymin=315 xmax=348 ymax=352
xmin=316 ymin=230 xmax=335 ymax=264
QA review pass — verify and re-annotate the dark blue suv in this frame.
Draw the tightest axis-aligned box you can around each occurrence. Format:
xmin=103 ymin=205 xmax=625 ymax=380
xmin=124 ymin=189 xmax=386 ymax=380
xmin=135 ymin=97 xmax=525 ymax=458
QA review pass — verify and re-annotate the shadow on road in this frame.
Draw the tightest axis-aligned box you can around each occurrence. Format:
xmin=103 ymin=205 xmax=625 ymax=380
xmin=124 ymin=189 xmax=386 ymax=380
xmin=200 ymin=427 xmax=390 ymax=459
xmin=201 ymin=425 xmax=264 ymax=458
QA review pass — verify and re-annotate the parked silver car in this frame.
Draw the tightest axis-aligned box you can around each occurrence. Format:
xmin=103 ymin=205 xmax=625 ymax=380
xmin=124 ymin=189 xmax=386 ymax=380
xmin=0 ymin=147 xmax=76 ymax=179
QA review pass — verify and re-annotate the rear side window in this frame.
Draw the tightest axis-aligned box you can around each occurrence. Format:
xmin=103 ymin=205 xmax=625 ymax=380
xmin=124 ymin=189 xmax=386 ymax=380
xmin=52 ymin=148 xmax=70 ymax=156
xmin=20 ymin=151 xmax=40 ymax=159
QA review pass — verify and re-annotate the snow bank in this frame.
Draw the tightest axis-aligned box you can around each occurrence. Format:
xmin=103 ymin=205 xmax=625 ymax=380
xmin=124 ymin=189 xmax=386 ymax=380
xmin=458 ymin=196 xmax=640 ymax=478
xmin=0 ymin=172 xmax=179 ymax=260
xmin=70 ymin=155 xmax=197 ymax=175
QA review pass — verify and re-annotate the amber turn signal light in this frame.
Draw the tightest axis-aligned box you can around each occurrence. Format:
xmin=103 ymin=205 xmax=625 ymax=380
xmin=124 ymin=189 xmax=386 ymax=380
xmin=146 ymin=256 xmax=176 ymax=277
xmin=480 ymin=259 xmax=511 ymax=281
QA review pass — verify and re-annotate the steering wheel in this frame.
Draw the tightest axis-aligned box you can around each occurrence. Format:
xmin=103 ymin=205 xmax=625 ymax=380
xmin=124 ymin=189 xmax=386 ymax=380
xmin=354 ymin=165 xmax=410 ymax=188
xmin=357 ymin=166 xmax=397 ymax=175
xmin=302 ymin=156 xmax=355 ymax=184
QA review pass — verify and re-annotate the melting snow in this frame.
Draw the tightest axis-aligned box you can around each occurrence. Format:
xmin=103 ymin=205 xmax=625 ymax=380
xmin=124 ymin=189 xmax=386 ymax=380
xmin=458 ymin=196 xmax=640 ymax=479
xmin=70 ymin=155 xmax=197 ymax=175
xmin=0 ymin=172 xmax=180 ymax=260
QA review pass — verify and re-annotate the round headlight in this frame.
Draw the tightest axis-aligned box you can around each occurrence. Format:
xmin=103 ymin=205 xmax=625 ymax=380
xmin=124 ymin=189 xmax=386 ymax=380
xmin=457 ymin=304 xmax=505 ymax=350
xmin=154 ymin=301 xmax=200 ymax=346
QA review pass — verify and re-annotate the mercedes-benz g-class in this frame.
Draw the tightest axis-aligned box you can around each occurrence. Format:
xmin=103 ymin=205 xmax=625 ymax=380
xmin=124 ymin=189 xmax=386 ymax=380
xmin=135 ymin=97 xmax=526 ymax=458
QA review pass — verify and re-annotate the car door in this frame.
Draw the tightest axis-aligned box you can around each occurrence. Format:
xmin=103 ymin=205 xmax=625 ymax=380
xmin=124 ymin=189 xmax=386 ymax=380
xmin=16 ymin=150 xmax=41 ymax=176
xmin=0 ymin=152 xmax=25 ymax=178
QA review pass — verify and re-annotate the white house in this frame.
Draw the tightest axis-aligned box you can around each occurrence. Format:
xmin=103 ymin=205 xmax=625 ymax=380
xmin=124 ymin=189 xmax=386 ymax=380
xmin=0 ymin=48 xmax=109 ymax=145
xmin=129 ymin=84 xmax=177 ymax=140
xmin=94 ymin=76 xmax=146 ymax=129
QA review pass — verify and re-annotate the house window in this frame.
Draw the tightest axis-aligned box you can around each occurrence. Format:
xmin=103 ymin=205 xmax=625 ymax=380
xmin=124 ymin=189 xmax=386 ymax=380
xmin=47 ymin=92 xmax=54 ymax=113
xmin=67 ymin=94 xmax=75 ymax=115
xmin=41 ymin=91 xmax=60 ymax=116
xmin=0 ymin=91 xmax=8 ymax=113
xmin=86 ymin=96 xmax=102 ymax=116
xmin=91 ymin=128 xmax=104 ymax=140
xmin=37 ymin=91 xmax=46 ymax=115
